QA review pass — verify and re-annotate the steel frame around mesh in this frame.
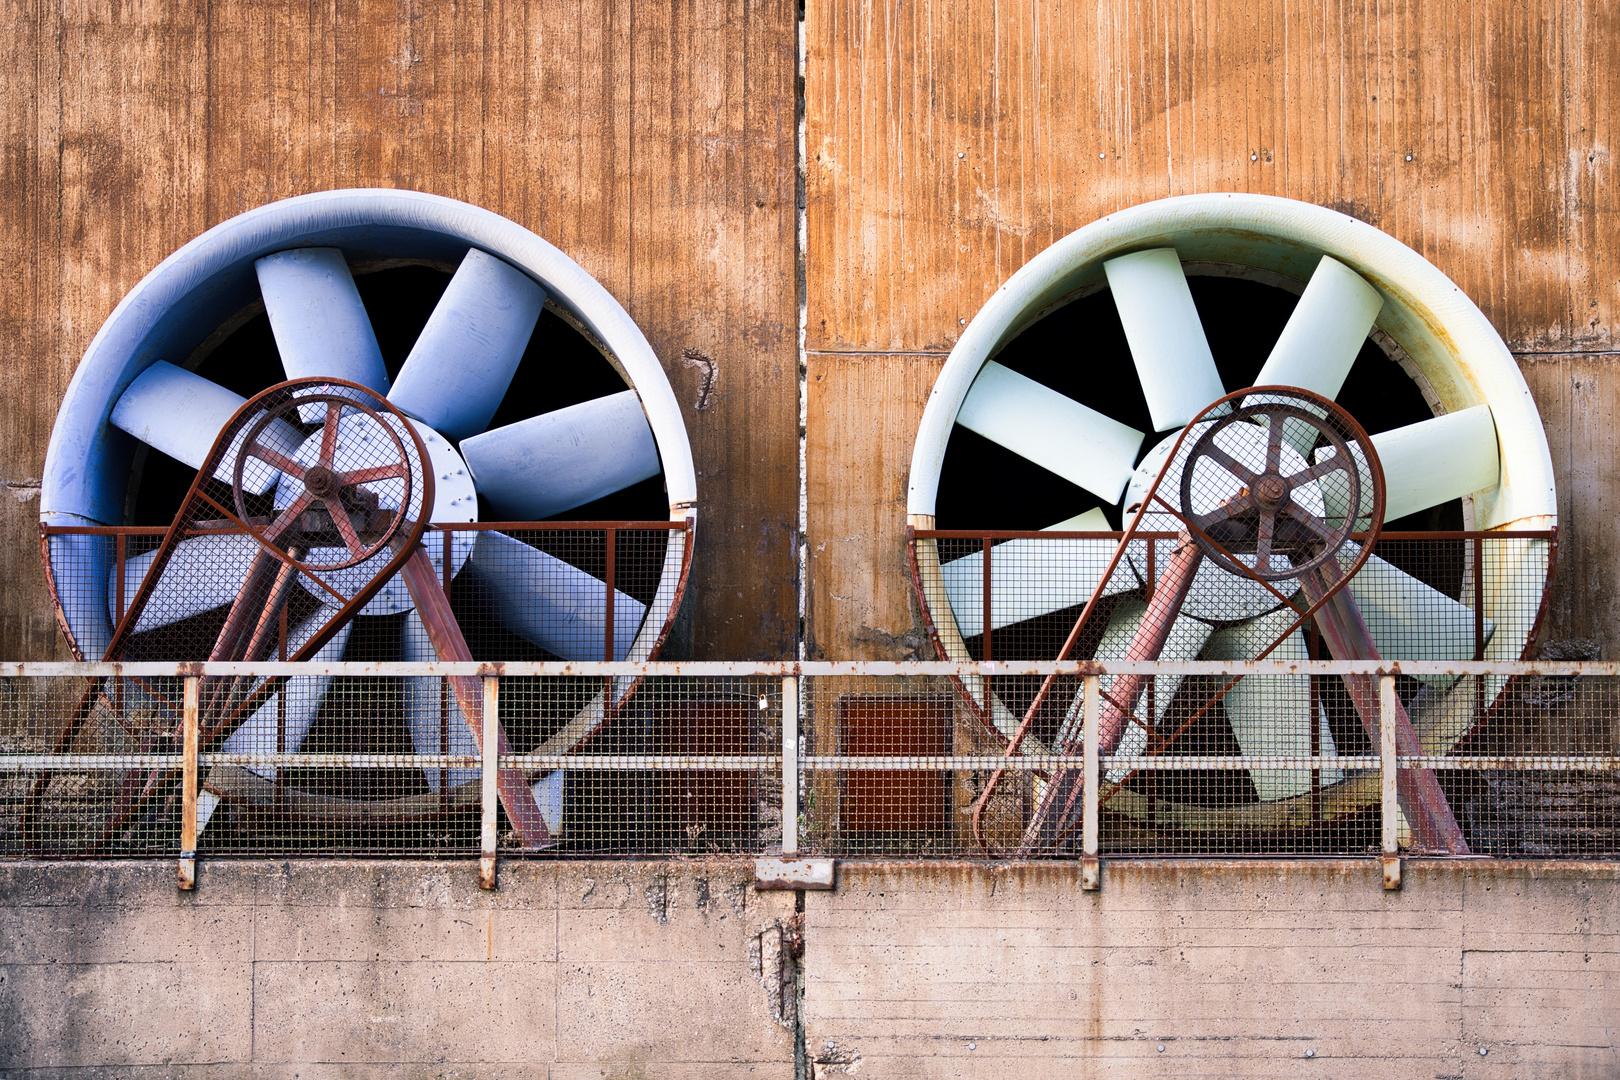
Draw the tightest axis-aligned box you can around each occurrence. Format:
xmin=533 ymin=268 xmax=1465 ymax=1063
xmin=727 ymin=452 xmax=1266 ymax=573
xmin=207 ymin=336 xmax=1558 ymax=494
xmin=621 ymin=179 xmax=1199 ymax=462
xmin=4 ymin=659 xmax=1620 ymax=888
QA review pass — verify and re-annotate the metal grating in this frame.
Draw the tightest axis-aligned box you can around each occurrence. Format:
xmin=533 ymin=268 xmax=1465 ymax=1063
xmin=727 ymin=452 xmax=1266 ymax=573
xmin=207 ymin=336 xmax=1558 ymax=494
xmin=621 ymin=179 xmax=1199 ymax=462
xmin=4 ymin=661 xmax=1619 ymax=866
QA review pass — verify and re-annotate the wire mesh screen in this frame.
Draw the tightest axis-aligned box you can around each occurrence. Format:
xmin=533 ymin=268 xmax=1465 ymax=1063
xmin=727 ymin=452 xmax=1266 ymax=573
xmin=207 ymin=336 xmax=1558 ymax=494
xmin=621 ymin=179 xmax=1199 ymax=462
xmin=4 ymin=666 xmax=1620 ymax=862
xmin=45 ymin=523 xmax=687 ymax=668
xmin=2 ymin=676 xmax=182 ymax=857
xmin=0 ymin=672 xmax=780 ymax=858
xmin=1438 ymin=671 xmax=1620 ymax=858
xmin=800 ymin=676 xmax=964 ymax=856
xmin=500 ymin=675 xmax=783 ymax=856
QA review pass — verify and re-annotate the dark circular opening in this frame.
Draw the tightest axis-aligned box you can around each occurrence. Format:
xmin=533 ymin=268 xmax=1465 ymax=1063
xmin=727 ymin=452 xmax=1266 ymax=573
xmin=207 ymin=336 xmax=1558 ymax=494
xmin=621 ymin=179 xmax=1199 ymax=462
xmin=932 ymin=270 xmax=1471 ymax=821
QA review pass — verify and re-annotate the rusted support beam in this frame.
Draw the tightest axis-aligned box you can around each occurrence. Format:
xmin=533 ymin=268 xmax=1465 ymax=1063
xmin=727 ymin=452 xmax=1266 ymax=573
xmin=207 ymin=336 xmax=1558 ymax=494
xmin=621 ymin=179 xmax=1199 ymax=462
xmin=1020 ymin=537 xmax=1204 ymax=855
xmin=400 ymin=547 xmax=553 ymax=850
xmin=1304 ymin=569 xmax=1469 ymax=854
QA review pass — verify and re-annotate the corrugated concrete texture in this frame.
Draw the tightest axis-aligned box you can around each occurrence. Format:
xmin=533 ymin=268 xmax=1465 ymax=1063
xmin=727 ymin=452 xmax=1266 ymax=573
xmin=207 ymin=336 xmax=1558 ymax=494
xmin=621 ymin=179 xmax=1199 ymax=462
xmin=0 ymin=0 xmax=799 ymax=662
xmin=804 ymin=0 xmax=1620 ymax=658
xmin=0 ymin=860 xmax=797 ymax=1075
xmin=804 ymin=860 xmax=1620 ymax=1079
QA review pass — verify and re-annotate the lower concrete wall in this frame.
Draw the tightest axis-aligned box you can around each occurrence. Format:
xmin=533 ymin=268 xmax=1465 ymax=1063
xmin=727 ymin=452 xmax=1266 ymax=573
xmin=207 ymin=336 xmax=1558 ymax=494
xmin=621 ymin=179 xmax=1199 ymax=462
xmin=803 ymin=860 xmax=1620 ymax=1079
xmin=0 ymin=860 xmax=797 ymax=1077
xmin=1 ymin=859 xmax=1616 ymax=1077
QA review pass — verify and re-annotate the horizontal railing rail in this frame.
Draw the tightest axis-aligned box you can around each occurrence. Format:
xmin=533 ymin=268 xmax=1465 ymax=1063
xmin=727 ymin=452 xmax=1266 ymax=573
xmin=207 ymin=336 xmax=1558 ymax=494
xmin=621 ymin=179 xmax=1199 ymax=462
xmin=2 ymin=660 xmax=1615 ymax=888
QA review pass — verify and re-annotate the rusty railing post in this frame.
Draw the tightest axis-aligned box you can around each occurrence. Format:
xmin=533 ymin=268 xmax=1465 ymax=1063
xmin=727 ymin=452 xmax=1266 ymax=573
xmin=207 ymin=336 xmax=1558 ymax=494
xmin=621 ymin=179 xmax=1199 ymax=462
xmin=782 ymin=675 xmax=799 ymax=855
xmin=178 ymin=674 xmax=199 ymax=891
xmin=1081 ymin=673 xmax=1101 ymax=891
xmin=479 ymin=674 xmax=500 ymax=890
xmin=1380 ymin=674 xmax=1401 ymax=890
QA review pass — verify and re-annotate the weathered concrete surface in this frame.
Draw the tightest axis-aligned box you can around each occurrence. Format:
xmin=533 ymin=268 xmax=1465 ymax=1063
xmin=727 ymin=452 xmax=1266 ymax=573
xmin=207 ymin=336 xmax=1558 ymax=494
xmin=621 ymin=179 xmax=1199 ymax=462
xmin=0 ymin=860 xmax=796 ymax=1076
xmin=804 ymin=860 xmax=1620 ymax=1079
xmin=3 ymin=858 xmax=1617 ymax=1076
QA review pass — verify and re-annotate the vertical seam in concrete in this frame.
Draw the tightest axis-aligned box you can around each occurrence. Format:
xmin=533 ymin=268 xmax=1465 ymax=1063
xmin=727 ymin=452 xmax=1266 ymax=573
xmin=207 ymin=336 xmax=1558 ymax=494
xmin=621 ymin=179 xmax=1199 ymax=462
xmin=795 ymin=0 xmax=809 ymax=661
xmin=794 ymin=886 xmax=807 ymax=1080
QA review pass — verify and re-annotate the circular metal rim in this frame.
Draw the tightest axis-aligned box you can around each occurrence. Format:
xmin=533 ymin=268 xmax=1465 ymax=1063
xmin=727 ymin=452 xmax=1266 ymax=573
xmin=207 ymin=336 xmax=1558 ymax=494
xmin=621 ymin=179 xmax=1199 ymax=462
xmin=907 ymin=192 xmax=1554 ymax=532
xmin=906 ymin=193 xmax=1558 ymax=828
xmin=40 ymin=189 xmax=695 ymax=669
xmin=44 ymin=188 xmax=695 ymax=524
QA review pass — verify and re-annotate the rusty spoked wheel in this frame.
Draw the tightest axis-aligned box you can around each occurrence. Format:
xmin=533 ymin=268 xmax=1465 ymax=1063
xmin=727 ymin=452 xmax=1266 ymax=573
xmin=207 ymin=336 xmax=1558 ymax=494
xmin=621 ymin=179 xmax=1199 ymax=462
xmin=22 ymin=380 xmax=434 ymax=857
xmin=1178 ymin=390 xmax=1377 ymax=584
xmin=233 ymin=390 xmax=418 ymax=574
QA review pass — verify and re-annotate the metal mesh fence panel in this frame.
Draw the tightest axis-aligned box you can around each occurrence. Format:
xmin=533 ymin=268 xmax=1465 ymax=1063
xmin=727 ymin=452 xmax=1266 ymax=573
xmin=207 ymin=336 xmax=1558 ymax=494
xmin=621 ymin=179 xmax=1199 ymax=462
xmin=4 ymin=662 xmax=1618 ymax=863
xmin=1 ymin=676 xmax=182 ymax=857
xmin=1432 ymin=672 xmax=1620 ymax=859
xmin=0 ymin=671 xmax=781 ymax=859
xmin=45 ymin=523 xmax=687 ymax=668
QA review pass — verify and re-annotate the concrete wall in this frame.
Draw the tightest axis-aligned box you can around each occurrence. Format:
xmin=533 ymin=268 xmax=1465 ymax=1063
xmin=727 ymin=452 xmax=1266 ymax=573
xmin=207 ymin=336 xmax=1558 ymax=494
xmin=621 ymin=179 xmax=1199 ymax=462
xmin=2 ymin=858 xmax=1617 ymax=1077
xmin=805 ymin=861 xmax=1620 ymax=1079
xmin=0 ymin=860 xmax=797 ymax=1077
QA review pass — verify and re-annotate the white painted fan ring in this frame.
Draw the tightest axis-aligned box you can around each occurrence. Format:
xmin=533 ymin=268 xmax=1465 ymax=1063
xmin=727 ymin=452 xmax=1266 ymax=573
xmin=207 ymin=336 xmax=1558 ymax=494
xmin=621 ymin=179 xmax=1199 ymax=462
xmin=909 ymin=194 xmax=1556 ymax=823
xmin=41 ymin=189 xmax=696 ymax=661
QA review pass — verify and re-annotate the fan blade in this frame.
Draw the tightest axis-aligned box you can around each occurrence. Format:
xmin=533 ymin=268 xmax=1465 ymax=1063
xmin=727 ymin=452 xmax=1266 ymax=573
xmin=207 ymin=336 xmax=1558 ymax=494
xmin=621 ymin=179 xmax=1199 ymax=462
xmin=196 ymin=607 xmax=352 ymax=834
xmin=532 ymin=770 xmax=565 ymax=837
xmin=111 ymin=533 xmax=264 ymax=634
xmin=387 ymin=249 xmax=546 ymax=441
xmin=461 ymin=390 xmax=661 ymax=520
xmin=109 ymin=361 xmax=303 ymax=495
xmin=955 ymin=362 xmax=1145 ymax=502
xmin=464 ymin=531 xmax=646 ymax=661
xmin=1103 ymin=248 xmax=1225 ymax=431
xmin=1253 ymin=256 xmax=1383 ymax=400
xmin=401 ymin=607 xmax=480 ymax=791
xmin=1204 ymin=608 xmax=1342 ymax=801
xmin=255 ymin=248 xmax=389 ymax=402
xmin=1372 ymin=405 xmax=1499 ymax=522
xmin=1346 ymin=552 xmax=1494 ymax=680
xmin=941 ymin=508 xmax=1138 ymax=637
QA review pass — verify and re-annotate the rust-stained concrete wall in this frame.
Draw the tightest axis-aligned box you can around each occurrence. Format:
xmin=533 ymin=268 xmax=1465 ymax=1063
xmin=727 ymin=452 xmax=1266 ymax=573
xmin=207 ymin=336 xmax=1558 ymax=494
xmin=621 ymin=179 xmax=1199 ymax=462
xmin=804 ymin=860 xmax=1620 ymax=1079
xmin=804 ymin=0 xmax=1620 ymax=660
xmin=0 ymin=860 xmax=797 ymax=1075
xmin=0 ymin=0 xmax=800 ymax=663
xmin=2 ymin=858 xmax=1617 ymax=1075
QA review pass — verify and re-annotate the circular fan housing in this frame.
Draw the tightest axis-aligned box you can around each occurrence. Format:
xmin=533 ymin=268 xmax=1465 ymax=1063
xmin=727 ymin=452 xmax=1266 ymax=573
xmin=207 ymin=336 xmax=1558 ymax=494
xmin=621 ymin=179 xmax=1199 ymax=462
xmin=908 ymin=193 xmax=1557 ymax=830
xmin=42 ymin=189 xmax=696 ymax=663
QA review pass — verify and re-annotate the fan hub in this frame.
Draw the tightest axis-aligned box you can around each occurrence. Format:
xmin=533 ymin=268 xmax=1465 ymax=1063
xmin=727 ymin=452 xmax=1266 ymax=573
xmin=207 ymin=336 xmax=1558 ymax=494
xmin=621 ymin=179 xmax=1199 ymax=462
xmin=1253 ymin=473 xmax=1289 ymax=509
xmin=303 ymin=464 xmax=338 ymax=498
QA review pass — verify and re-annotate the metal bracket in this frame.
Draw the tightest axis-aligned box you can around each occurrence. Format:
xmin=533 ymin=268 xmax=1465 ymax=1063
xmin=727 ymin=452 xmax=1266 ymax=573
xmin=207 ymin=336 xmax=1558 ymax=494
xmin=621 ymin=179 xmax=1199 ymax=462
xmin=755 ymin=857 xmax=834 ymax=890
xmin=1081 ymin=856 xmax=1101 ymax=891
